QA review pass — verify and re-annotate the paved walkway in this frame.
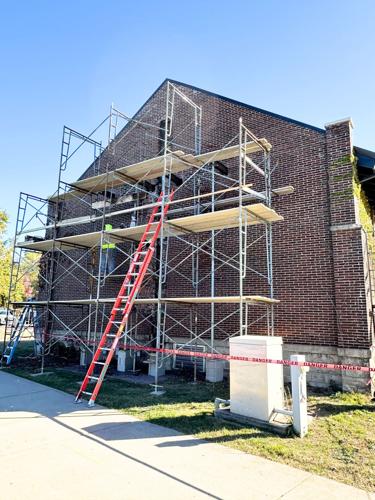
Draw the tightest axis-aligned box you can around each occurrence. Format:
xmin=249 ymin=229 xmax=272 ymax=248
xmin=0 ymin=371 xmax=372 ymax=500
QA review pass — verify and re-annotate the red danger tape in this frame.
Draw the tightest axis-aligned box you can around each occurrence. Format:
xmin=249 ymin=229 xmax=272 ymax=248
xmin=124 ymin=344 xmax=375 ymax=374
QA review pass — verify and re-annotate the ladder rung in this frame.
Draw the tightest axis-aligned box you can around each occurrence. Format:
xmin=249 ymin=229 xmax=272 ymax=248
xmin=75 ymin=190 xmax=174 ymax=405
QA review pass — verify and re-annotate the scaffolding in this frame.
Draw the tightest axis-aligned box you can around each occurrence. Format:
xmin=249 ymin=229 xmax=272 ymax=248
xmin=3 ymin=82 xmax=287 ymax=387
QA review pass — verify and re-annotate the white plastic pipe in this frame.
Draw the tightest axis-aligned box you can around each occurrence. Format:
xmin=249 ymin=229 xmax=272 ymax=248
xmin=214 ymin=398 xmax=230 ymax=410
xmin=291 ymin=354 xmax=309 ymax=437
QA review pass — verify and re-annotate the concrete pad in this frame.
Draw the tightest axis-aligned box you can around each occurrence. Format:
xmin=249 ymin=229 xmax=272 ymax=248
xmin=0 ymin=371 xmax=373 ymax=500
xmin=0 ymin=369 xmax=47 ymax=397
xmin=282 ymin=476 xmax=372 ymax=499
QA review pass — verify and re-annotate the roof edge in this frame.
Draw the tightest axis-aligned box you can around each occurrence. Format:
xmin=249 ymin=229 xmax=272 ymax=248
xmin=354 ymin=146 xmax=375 ymax=171
xmin=166 ymin=78 xmax=325 ymax=134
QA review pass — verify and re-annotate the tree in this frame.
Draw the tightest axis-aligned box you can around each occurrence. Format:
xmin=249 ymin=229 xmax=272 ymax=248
xmin=0 ymin=210 xmax=12 ymax=306
xmin=20 ymin=252 xmax=41 ymax=298
xmin=0 ymin=210 xmax=40 ymax=307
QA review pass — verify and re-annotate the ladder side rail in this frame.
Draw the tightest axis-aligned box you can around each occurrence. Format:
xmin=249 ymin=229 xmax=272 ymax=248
xmin=3 ymin=193 xmax=28 ymax=353
xmin=82 ymin=248 xmax=156 ymax=404
xmin=75 ymin=190 xmax=174 ymax=404
xmin=115 ymin=195 xmax=172 ymax=322
xmin=3 ymin=305 xmax=31 ymax=364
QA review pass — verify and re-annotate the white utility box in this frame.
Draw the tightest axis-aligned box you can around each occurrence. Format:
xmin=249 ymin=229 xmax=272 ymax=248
xmin=117 ymin=350 xmax=134 ymax=372
xmin=206 ymin=359 xmax=225 ymax=382
xmin=80 ymin=348 xmax=86 ymax=367
xmin=147 ymin=354 xmax=166 ymax=377
xmin=229 ymin=335 xmax=284 ymax=421
xmin=80 ymin=348 xmax=92 ymax=366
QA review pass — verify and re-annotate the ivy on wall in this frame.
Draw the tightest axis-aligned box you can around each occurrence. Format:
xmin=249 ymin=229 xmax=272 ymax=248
xmin=352 ymin=154 xmax=375 ymax=255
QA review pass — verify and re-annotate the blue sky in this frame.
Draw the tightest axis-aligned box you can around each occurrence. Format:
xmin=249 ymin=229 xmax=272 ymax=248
xmin=0 ymin=0 xmax=374 ymax=237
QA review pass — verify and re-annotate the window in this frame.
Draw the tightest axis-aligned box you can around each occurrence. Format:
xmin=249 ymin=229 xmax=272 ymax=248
xmin=158 ymin=118 xmax=172 ymax=154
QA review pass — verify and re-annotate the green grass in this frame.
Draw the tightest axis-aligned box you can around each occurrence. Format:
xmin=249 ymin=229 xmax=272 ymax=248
xmin=7 ymin=365 xmax=375 ymax=493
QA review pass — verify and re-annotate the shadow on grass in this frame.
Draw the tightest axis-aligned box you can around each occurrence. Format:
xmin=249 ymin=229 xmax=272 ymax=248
xmin=141 ymin=412 xmax=277 ymax=442
xmin=82 ymin=414 xmax=276 ymax=446
xmin=83 ymin=420 xmax=182 ymax=441
xmin=312 ymin=402 xmax=375 ymax=417
xmin=96 ymin=376 xmax=230 ymax=410
xmin=9 ymin=366 xmax=374 ymax=438
xmin=8 ymin=366 xmax=230 ymax=408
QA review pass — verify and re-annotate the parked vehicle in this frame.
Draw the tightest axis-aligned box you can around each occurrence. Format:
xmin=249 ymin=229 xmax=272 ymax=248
xmin=0 ymin=308 xmax=16 ymax=326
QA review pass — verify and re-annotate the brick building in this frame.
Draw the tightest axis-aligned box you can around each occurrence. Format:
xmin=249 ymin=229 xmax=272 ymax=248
xmin=18 ymin=79 xmax=375 ymax=392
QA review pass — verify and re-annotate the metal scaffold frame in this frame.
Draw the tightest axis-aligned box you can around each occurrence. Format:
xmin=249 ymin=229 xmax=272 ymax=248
xmin=3 ymin=81 xmax=284 ymax=388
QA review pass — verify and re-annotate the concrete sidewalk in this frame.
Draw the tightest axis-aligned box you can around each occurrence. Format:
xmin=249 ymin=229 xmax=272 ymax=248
xmin=0 ymin=371 xmax=372 ymax=500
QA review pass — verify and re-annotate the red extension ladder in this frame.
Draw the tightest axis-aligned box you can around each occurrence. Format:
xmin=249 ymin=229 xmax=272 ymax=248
xmin=76 ymin=191 xmax=174 ymax=406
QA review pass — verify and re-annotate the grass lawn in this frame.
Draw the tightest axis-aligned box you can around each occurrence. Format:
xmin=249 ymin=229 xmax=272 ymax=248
xmin=6 ymin=363 xmax=375 ymax=493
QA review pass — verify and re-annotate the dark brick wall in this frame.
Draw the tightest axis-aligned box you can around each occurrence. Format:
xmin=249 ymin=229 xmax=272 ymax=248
xmin=39 ymin=81 xmax=373 ymax=350
xmin=326 ymin=120 xmax=371 ymax=349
